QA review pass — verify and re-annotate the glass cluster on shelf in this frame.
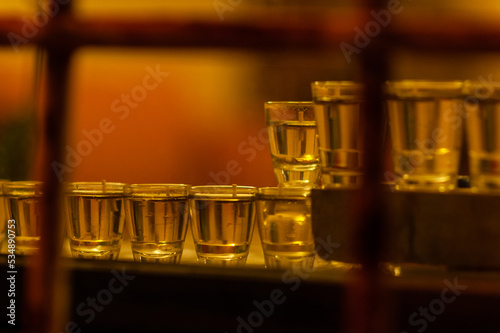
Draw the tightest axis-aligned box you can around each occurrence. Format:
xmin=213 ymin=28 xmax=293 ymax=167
xmin=1 ymin=79 xmax=498 ymax=268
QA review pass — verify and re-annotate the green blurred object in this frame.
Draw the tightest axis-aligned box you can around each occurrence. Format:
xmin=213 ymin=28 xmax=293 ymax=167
xmin=0 ymin=109 xmax=37 ymax=180
xmin=0 ymin=47 xmax=43 ymax=181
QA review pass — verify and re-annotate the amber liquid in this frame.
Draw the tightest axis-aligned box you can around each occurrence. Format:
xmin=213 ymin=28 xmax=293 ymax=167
xmin=466 ymin=99 xmax=500 ymax=191
xmin=126 ymin=197 xmax=188 ymax=264
xmin=5 ymin=196 xmax=41 ymax=255
xmin=190 ymin=198 xmax=255 ymax=267
xmin=66 ymin=195 xmax=125 ymax=260
xmin=257 ymin=197 xmax=314 ymax=270
xmin=387 ymin=97 xmax=462 ymax=191
xmin=0 ymin=194 xmax=6 ymax=252
xmin=267 ymin=120 xmax=320 ymax=186
xmin=313 ymin=100 xmax=363 ymax=187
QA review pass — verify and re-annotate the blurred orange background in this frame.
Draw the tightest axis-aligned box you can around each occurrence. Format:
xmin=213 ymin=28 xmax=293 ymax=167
xmin=64 ymin=48 xmax=276 ymax=186
xmin=2 ymin=0 xmax=500 ymax=187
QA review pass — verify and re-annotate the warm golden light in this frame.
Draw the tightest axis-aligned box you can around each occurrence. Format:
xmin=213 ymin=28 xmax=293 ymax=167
xmin=65 ymin=47 xmax=275 ymax=186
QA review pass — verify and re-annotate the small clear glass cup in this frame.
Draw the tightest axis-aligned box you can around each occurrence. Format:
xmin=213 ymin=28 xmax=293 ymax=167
xmin=0 ymin=179 xmax=10 ymax=253
xmin=124 ymin=184 xmax=189 ymax=264
xmin=463 ymin=80 xmax=500 ymax=192
xmin=3 ymin=181 xmax=43 ymax=255
xmin=385 ymin=80 xmax=464 ymax=192
xmin=311 ymin=81 xmax=364 ymax=188
xmin=256 ymin=187 xmax=315 ymax=270
xmin=189 ymin=185 xmax=256 ymax=267
xmin=64 ymin=182 xmax=126 ymax=260
xmin=265 ymin=101 xmax=320 ymax=188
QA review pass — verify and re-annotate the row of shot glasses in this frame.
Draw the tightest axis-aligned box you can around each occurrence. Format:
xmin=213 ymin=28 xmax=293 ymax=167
xmin=0 ymin=181 xmax=314 ymax=270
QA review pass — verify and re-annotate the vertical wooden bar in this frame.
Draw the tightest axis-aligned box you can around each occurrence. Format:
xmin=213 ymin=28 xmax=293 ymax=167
xmin=343 ymin=0 xmax=390 ymax=332
xmin=22 ymin=1 xmax=73 ymax=332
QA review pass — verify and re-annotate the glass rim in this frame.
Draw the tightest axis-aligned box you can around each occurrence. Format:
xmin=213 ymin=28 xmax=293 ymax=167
xmin=0 ymin=179 xmax=10 ymax=195
xmin=64 ymin=181 xmax=126 ymax=195
xmin=189 ymin=185 xmax=256 ymax=198
xmin=257 ymin=186 xmax=311 ymax=199
xmin=463 ymin=80 xmax=500 ymax=87
xmin=3 ymin=181 xmax=44 ymax=196
xmin=265 ymin=101 xmax=315 ymax=122
xmin=385 ymin=80 xmax=464 ymax=97
xmin=311 ymin=81 xmax=363 ymax=101
xmin=463 ymin=80 xmax=500 ymax=98
xmin=265 ymin=101 xmax=313 ymax=105
xmin=124 ymin=183 xmax=189 ymax=197
xmin=311 ymin=80 xmax=363 ymax=88
xmin=386 ymin=79 xmax=463 ymax=85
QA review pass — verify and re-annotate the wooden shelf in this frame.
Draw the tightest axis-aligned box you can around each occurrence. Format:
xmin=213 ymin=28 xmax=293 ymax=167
xmin=2 ymin=257 xmax=500 ymax=333
xmin=313 ymin=188 xmax=500 ymax=269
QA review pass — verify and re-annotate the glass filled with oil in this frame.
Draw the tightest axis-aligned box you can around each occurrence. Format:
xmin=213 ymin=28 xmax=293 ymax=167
xmin=311 ymin=81 xmax=364 ymax=188
xmin=189 ymin=185 xmax=256 ymax=267
xmin=385 ymin=80 xmax=464 ymax=191
xmin=256 ymin=186 xmax=315 ymax=270
xmin=65 ymin=181 xmax=126 ymax=260
xmin=3 ymin=181 xmax=43 ymax=255
xmin=464 ymin=80 xmax=500 ymax=192
xmin=124 ymin=184 xmax=189 ymax=264
xmin=0 ymin=179 xmax=10 ymax=253
xmin=265 ymin=101 xmax=320 ymax=188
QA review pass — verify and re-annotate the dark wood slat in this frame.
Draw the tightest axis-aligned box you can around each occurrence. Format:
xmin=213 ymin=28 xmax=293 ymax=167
xmin=0 ymin=14 xmax=353 ymax=49
xmin=2 ymin=258 xmax=500 ymax=333
xmin=312 ymin=188 xmax=500 ymax=269
xmin=1 ymin=12 xmax=500 ymax=50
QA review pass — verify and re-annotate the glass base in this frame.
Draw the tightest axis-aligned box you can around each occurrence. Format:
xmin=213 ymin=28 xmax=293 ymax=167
xmin=14 ymin=236 xmax=40 ymax=255
xmin=133 ymin=252 xmax=182 ymax=264
xmin=320 ymin=172 xmax=363 ymax=188
xmin=195 ymin=243 xmax=249 ymax=267
xmin=70 ymin=239 xmax=122 ymax=261
xmin=196 ymin=255 xmax=248 ymax=267
xmin=71 ymin=249 xmax=120 ymax=260
xmin=264 ymin=253 xmax=315 ymax=270
xmin=273 ymin=167 xmax=320 ymax=188
xmin=395 ymin=174 xmax=456 ymax=192
xmin=131 ymin=242 xmax=184 ymax=264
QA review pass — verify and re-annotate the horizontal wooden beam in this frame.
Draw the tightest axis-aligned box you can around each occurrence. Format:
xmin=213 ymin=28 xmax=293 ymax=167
xmin=1 ymin=12 xmax=500 ymax=51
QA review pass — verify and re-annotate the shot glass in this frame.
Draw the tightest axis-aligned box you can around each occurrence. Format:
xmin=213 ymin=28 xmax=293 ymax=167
xmin=265 ymin=101 xmax=320 ymax=187
xmin=311 ymin=81 xmax=364 ymax=187
xmin=385 ymin=80 xmax=464 ymax=191
xmin=464 ymin=80 xmax=500 ymax=191
xmin=256 ymin=187 xmax=315 ymax=270
xmin=65 ymin=182 xmax=126 ymax=260
xmin=0 ymin=179 xmax=9 ymax=252
xmin=189 ymin=185 xmax=256 ymax=267
xmin=3 ymin=181 xmax=43 ymax=255
xmin=124 ymin=184 xmax=189 ymax=264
